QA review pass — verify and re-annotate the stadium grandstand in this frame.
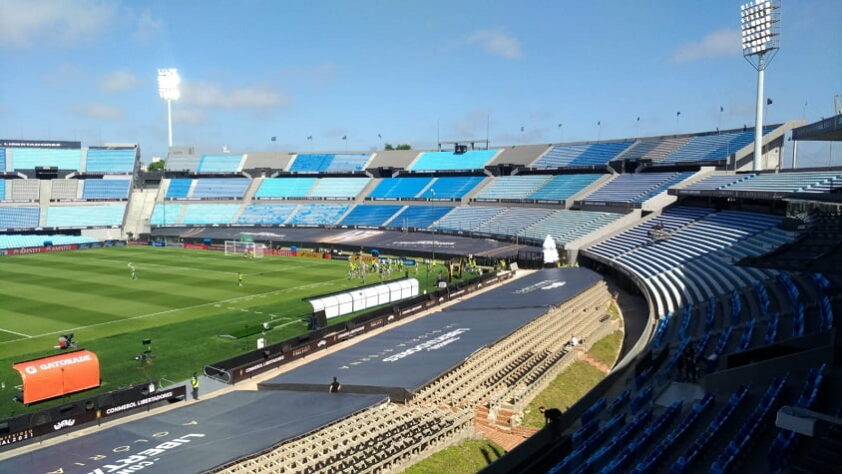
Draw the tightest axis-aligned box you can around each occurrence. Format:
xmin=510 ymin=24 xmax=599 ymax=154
xmin=1 ymin=2 xmax=841 ymax=474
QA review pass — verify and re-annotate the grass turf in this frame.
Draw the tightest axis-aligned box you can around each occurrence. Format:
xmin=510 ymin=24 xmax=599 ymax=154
xmin=521 ymin=330 xmax=624 ymax=428
xmin=0 ymin=246 xmax=456 ymax=417
xmin=402 ymin=438 xmax=506 ymax=474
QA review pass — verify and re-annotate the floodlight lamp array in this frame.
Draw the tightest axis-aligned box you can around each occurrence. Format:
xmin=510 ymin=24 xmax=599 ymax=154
xmin=157 ymin=68 xmax=181 ymax=101
xmin=740 ymin=0 xmax=780 ymax=56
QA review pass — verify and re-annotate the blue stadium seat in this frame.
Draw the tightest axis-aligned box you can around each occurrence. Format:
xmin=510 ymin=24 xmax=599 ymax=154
xmin=528 ymin=174 xmax=603 ymax=201
xmin=310 ymin=178 xmax=371 ymax=199
xmin=409 ymin=150 xmax=498 ymax=171
xmin=288 ymin=204 xmax=349 ymax=225
xmin=532 ymin=142 xmax=633 ymax=168
xmin=150 ymin=204 xmax=183 ymax=225
xmin=237 ymin=204 xmax=297 ymax=225
xmin=192 ymin=178 xmax=250 ymax=199
xmin=418 ymin=176 xmax=484 ymax=199
xmin=389 ymin=206 xmax=453 ymax=228
xmin=196 ymin=154 xmax=244 ymax=173
xmin=0 ymin=234 xmax=97 ymax=249
xmin=340 ymin=205 xmax=403 ymax=227
xmin=85 ymin=148 xmax=136 ymax=173
xmin=46 ymin=204 xmax=126 ymax=227
xmin=182 ymin=203 xmax=240 ymax=225
xmin=475 ymin=175 xmax=551 ymax=200
xmin=12 ymin=147 xmax=82 ymax=170
xmin=0 ymin=206 xmax=40 ymax=229
xmin=582 ymin=172 xmax=694 ymax=204
xmin=0 ymin=148 xmax=6 ymax=171
xmin=432 ymin=207 xmax=505 ymax=232
xmin=255 ymin=178 xmax=317 ymax=198
xmin=166 ymin=178 xmax=192 ymax=198
xmin=82 ymin=179 xmax=131 ymax=200
xmin=368 ymin=177 xmax=433 ymax=199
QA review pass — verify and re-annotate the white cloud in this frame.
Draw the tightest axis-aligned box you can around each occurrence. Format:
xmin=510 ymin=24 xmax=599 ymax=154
xmin=133 ymin=9 xmax=163 ymax=42
xmin=172 ymin=108 xmax=207 ymax=125
xmin=451 ymin=109 xmax=491 ymax=138
xmin=673 ymin=29 xmax=741 ymax=63
xmin=74 ymin=103 xmax=125 ymax=121
xmin=181 ymin=81 xmax=290 ymax=110
xmin=101 ymin=70 xmax=141 ymax=92
xmin=0 ymin=0 xmax=117 ymax=48
xmin=466 ymin=28 xmax=523 ymax=60
xmin=42 ymin=63 xmax=82 ymax=85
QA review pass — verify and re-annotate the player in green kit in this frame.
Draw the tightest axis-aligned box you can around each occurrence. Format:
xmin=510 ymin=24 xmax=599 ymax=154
xmin=128 ymin=263 xmax=137 ymax=280
xmin=237 ymin=272 xmax=244 ymax=287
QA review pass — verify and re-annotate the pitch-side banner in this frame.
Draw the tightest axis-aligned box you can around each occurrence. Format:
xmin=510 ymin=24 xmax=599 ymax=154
xmin=13 ymin=350 xmax=100 ymax=404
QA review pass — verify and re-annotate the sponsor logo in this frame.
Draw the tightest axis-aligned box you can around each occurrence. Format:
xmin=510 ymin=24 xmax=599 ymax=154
xmin=243 ymin=354 xmax=285 ymax=374
xmin=317 ymin=340 xmax=327 ymax=348
xmin=541 ymin=282 xmax=566 ymax=290
xmin=104 ymin=390 xmax=181 ymax=416
xmin=21 ymin=353 xmax=93 ymax=375
xmin=383 ymin=328 xmax=470 ymax=362
xmin=53 ymin=419 xmax=76 ymax=431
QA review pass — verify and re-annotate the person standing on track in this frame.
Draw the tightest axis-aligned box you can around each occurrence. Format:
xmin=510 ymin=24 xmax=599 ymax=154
xmin=191 ymin=373 xmax=200 ymax=400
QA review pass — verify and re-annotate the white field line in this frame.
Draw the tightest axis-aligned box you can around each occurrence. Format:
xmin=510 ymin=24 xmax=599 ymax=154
xmin=0 ymin=328 xmax=32 ymax=338
xmin=77 ymin=254 xmax=333 ymax=277
xmin=0 ymin=276 xmax=347 ymax=345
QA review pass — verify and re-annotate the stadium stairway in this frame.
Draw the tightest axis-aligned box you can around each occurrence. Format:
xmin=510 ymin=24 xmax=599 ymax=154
xmin=355 ymin=176 xmax=383 ymax=203
xmin=460 ymin=176 xmax=493 ymax=204
xmin=124 ymin=187 xmax=159 ymax=236
xmin=38 ymin=179 xmax=51 ymax=227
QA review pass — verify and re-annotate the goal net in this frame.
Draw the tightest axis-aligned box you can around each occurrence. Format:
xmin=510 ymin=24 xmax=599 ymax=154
xmin=224 ymin=241 xmax=265 ymax=258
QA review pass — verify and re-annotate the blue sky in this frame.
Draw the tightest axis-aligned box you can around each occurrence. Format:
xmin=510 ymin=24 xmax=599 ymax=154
xmin=0 ymin=0 xmax=839 ymax=166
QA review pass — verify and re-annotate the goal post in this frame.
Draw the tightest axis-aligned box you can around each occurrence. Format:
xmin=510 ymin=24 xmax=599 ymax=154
xmin=224 ymin=241 xmax=265 ymax=258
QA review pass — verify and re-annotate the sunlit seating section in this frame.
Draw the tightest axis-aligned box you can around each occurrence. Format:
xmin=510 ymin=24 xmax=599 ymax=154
xmin=528 ymin=174 xmax=603 ymax=201
xmin=418 ymin=176 xmax=485 ymax=199
xmin=581 ymin=172 xmax=693 ymax=204
xmin=432 ymin=207 xmax=506 ymax=232
xmin=368 ymin=177 xmax=433 ymax=199
xmin=182 ymin=203 xmax=240 ymax=225
xmin=0 ymin=206 xmax=39 ymax=229
xmin=85 ymin=148 xmax=136 ymax=173
xmin=196 ymin=154 xmax=244 ymax=173
xmin=475 ymin=175 xmax=551 ymax=200
xmin=519 ymin=210 xmax=623 ymax=245
xmin=9 ymin=180 xmax=40 ymax=201
xmin=287 ymin=204 xmax=349 ymax=225
xmin=409 ymin=150 xmax=498 ymax=171
xmin=310 ymin=177 xmax=371 ymax=199
xmin=236 ymin=204 xmax=298 ymax=225
xmin=531 ymin=142 xmax=633 ymax=168
xmin=11 ymin=147 xmax=82 ymax=170
xmin=191 ymin=178 xmax=250 ymax=199
xmin=46 ymin=204 xmax=126 ymax=227
xmin=150 ymin=203 xmax=184 ymax=225
xmin=255 ymin=178 xmax=317 ymax=198
xmin=51 ymin=179 xmax=80 ymax=200
xmin=0 ymin=234 xmax=97 ymax=249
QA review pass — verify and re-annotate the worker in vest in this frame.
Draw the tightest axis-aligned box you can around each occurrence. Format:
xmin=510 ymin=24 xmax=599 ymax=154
xmin=191 ymin=373 xmax=200 ymax=400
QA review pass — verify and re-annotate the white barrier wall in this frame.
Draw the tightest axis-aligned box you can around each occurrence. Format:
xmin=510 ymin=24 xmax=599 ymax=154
xmin=308 ymin=278 xmax=420 ymax=319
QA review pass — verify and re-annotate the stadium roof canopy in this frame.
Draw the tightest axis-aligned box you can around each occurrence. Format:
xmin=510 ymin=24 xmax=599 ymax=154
xmin=792 ymin=114 xmax=842 ymax=141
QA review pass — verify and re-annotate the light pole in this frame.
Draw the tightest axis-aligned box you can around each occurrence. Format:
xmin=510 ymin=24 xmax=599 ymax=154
xmin=157 ymin=68 xmax=181 ymax=148
xmin=740 ymin=0 xmax=780 ymax=171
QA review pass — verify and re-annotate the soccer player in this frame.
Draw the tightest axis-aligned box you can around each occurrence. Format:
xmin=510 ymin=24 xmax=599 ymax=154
xmin=128 ymin=263 xmax=137 ymax=280
xmin=237 ymin=272 xmax=244 ymax=287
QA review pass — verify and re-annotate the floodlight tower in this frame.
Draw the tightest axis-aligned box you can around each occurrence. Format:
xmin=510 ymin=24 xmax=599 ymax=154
xmin=740 ymin=0 xmax=780 ymax=171
xmin=157 ymin=68 xmax=181 ymax=148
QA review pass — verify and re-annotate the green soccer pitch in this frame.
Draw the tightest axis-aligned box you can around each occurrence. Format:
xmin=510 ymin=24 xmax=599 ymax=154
xmin=0 ymin=245 xmax=450 ymax=417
